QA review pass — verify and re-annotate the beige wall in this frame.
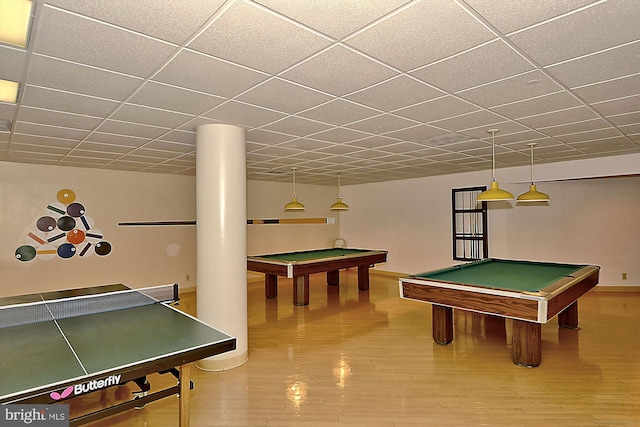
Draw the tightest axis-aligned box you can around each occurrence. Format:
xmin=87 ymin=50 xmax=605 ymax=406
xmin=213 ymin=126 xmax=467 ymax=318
xmin=0 ymin=162 xmax=343 ymax=296
xmin=340 ymin=153 xmax=640 ymax=287
xmin=2 ymin=153 xmax=638 ymax=297
xmin=1 ymin=162 xmax=197 ymax=296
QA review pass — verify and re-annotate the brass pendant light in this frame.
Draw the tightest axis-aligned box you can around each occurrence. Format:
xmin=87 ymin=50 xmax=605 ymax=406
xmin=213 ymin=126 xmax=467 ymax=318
xmin=517 ymin=143 xmax=550 ymax=202
xmin=330 ymin=174 xmax=349 ymax=211
xmin=477 ymin=129 xmax=515 ymax=202
xmin=284 ymin=167 xmax=305 ymax=211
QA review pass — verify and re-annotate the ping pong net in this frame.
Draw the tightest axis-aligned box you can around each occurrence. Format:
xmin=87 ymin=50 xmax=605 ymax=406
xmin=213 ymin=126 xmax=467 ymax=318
xmin=0 ymin=283 xmax=179 ymax=329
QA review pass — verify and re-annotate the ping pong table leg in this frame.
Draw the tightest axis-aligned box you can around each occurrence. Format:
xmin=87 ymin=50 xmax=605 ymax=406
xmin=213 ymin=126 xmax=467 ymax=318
xmin=179 ymin=364 xmax=191 ymax=427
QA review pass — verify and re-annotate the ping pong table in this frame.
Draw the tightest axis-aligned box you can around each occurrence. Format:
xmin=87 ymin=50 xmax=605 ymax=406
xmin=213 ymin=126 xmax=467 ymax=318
xmin=0 ymin=284 xmax=236 ymax=426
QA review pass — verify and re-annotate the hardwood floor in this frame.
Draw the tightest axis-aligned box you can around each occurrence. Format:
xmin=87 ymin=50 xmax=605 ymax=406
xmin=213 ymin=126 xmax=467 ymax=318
xmin=81 ymin=272 xmax=639 ymax=426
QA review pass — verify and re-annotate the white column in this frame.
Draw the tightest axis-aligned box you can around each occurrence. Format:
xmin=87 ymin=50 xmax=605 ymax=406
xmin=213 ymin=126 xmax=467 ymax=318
xmin=195 ymin=124 xmax=248 ymax=370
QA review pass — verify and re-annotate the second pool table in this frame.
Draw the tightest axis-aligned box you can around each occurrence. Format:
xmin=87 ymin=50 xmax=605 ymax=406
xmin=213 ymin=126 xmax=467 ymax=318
xmin=247 ymin=248 xmax=388 ymax=306
xmin=399 ymin=258 xmax=600 ymax=367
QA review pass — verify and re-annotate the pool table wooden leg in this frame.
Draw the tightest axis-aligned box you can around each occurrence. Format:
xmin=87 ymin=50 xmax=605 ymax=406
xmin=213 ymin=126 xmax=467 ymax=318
xmin=357 ymin=265 xmax=370 ymax=291
xmin=293 ymin=275 xmax=310 ymax=306
xmin=327 ymin=270 xmax=340 ymax=286
xmin=432 ymin=305 xmax=453 ymax=345
xmin=512 ymin=320 xmax=541 ymax=367
xmin=265 ymin=274 xmax=278 ymax=299
xmin=558 ymin=301 xmax=579 ymax=330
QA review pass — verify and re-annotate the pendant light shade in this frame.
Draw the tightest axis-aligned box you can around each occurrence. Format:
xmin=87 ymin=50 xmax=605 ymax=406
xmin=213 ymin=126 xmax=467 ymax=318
xmin=477 ymin=129 xmax=514 ymax=202
xmin=284 ymin=167 xmax=305 ymax=211
xmin=517 ymin=143 xmax=550 ymax=202
xmin=330 ymin=174 xmax=349 ymax=211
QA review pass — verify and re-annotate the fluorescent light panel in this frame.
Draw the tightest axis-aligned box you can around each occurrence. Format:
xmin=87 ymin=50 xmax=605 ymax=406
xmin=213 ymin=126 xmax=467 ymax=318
xmin=0 ymin=79 xmax=19 ymax=103
xmin=0 ymin=0 xmax=33 ymax=48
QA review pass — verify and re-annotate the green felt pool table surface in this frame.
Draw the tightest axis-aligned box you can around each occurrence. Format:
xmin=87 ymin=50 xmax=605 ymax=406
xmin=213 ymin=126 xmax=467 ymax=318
xmin=255 ymin=248 xmax=375 ymax=262
xmin=414 ymin=258 xmax=587 ymax=292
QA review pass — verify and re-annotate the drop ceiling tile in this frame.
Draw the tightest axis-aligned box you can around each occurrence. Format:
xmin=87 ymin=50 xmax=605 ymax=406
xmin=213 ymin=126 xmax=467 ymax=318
xmin=18 ymin=107 xmax=102 ymax=130
xmin=345 ymin=76 xmax=444 ymax=112
xmin=246 ymin=128 xmax=296 ymax=145
xmin=202 ymin=101 xmax=286 ymax=128
xmin=157 ymin=130 xmax=196 ymax=145
xmin=35 ymin=6 xmax=177 ymax=77
xmin=539 ymin=118 xmax=613 ymax=137
xmin=466 ymin=0 xmax=595 ymax=33
xmin=348 ymin=113 xmax=418 ymax=135
xmin=276 ymin=138 xmax=334 ymax=151
xmin=66 ymin=149 xmax=121 ymax=160
xmin=378 ymin=141 xmax=429 ymax=154
xmin=573 ymin=74 xmax=640 ymax=103
xmin=592 ymin=94 xmax=640 ymax=117
xmin=153 ymin=49 xmax=269 ymax=98
xmin=430 ymin=110 xmax=506 ymax=133
xmin=143 ymin=140 xmax=195 ymax=153
xmin=21 ymin=86 xmax=119 ymax=117
xmin=281 ymin=45 xmax=396 ymax=96
xmin=27 ymin=55 xmax=144 ymax=100
xmin=76 ymin=141 xmax=134 ymax=154
xmin=113 ymin=104 xmax=193 ymax=128
xmin=394 ymin=96 xmax=479 ymax=123
xmin=345 ymin=1 xmax=494 ymax=71
xmin=309 ymin=127 xmax=372 ymax=144
xmin=96 ymin=120 xmax=169 ymax=139
xmin=177 ymin=116 xmax=222 ymax=132
xmin=0 ymin=104 xmax=17 ymax=122
xmin=570 ymin=137 xmax=638 ymax=155
xmin=345 ymin=136 xmax=402 ymax=149
xmin=46 ymin=0 xmax=225 ymax=44
xmin=13 ymin=122 xmax=89 ymax=140
xmin=262 ymin=116 xmax=332 ymax=137
xmin=10 ymin=136 xmax=76 ymax=150
xmin=519 ymin=106 xmax=599 ymax=129
xmin=254 ymin=0 xmax=412 ymax=39
xmin=314 ymin=144 xmax=365 ymax=156
xmin=492 ymin=91 xmax=582 ymax=119
xmin=189 ymin=1 xmax=332 ymax=74
xmin=0 ymin=45 xmax=27 ymax=81
xmin=238 ymin=78 xmax=333 ymax=115
xmin=6 ymin=149 xmax=64 ymax=163
xmin=554 ymin=128 xmax=623 ymax=144
xmin=129 ymin=81 xmax=225 ymax=116
xmin=459 ymin=70 xmax=563 ymax=108
xmin=85 ymin=132 xmax=150 ymax=148
xmin=547 ymin=43 xmax=640 ymax=88
xmin=412 ymin=40 xmax=534 ymax=93
xmin=508 ymin=1 xmax=640 ymax=66
xmin=384 ymin=124 xmax=449 ymax=142
xmin=608 ymin=111 xmax=640 ymax=127
xmin=128 ymin=148 xmax=181 ymax=159
xmin=298 ymin=99 xmax=380 ymax=126
xmin=253 ymin=145 xmax=300 ymax=157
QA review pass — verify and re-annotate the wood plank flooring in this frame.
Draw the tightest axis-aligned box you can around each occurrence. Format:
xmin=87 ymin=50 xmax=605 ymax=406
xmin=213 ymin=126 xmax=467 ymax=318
xmin=79 ymin=272 xmax=639 ymax=426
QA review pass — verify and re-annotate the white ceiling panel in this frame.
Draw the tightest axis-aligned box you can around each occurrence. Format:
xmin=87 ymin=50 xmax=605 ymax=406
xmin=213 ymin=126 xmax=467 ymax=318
xmin=0 ymin=0 xmax=637 ymax=184
xmin=188 ymin=0 xmax=333 ymax=74
xmin=35 ymin=5 xmax=177 ymax=77
xmin=45 ymin=0 xmax=227 ymax=44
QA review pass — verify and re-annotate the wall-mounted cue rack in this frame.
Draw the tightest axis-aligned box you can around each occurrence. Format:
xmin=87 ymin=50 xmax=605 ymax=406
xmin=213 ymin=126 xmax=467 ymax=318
xmin=117 ymin=218 xmax=336 ymax=227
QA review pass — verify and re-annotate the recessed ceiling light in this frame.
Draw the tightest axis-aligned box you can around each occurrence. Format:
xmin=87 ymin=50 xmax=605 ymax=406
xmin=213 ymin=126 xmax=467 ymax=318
xmin=0 ymin=0 xmax=33 ymax=48
xmin=0 ymin=79 xmax=19 ymax=103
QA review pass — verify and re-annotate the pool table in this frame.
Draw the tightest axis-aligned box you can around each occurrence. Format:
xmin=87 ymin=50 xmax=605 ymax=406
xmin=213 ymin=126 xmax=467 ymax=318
xmin=247 ymin=248 xmax=388 ymax=306
xmin=399 ymin=258 xmax=600 ymax=367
